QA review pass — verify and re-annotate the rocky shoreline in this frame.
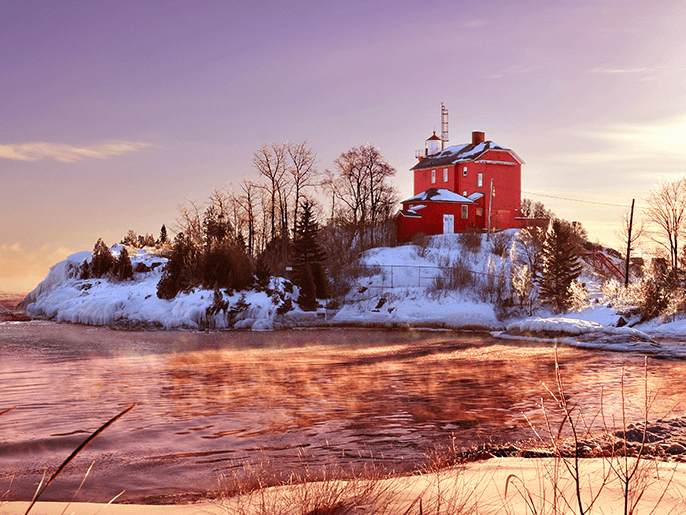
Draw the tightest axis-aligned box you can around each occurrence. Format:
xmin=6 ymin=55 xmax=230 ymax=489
xmin=0 ymin=294 xmax=30 ymax=322
xmin=457 ymin=417 xmax=686 ymax=464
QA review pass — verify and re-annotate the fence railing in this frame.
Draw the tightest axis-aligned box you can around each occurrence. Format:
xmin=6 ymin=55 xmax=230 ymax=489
xmin=357 ymin=264 xmax=450 ymax=289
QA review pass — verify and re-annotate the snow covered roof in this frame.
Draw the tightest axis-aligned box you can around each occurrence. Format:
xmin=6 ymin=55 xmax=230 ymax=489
xmin=467 ymin=192 xmax=484 ymax=201
xmin=402 ymin=188 xmax=475 ymax=204
xmin=411 ymin=140 xmax=523 ymax=170
xmin=397 ymin=209 xmax=422 ymax=218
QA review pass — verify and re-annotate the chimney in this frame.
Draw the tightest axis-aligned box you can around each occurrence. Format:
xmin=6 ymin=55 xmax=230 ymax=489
xmin=472 ymin=131 xmax=485 ymax=145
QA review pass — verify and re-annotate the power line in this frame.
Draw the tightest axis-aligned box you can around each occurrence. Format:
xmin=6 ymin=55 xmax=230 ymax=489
xmin=522 ymin=190 xmax=629 ymax=208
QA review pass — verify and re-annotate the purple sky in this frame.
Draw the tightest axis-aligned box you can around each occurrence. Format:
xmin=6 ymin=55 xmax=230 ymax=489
xmin=2 ymin=0 xmax=686 ymax=293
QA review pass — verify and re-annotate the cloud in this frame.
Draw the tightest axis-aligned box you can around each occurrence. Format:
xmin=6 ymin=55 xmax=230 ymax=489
xmin=0 ymin=141 xmax=151 ymax=163
xmin=487 ymin=64 xmax=540 ymax=79
xmin=0 ymin=243 xmax=22 ymax=252
xmin=589 ymin=66 xmax=655 ymax=74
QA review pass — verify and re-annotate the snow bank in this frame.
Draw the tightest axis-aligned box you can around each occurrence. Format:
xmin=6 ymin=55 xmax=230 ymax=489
xmin=20 ymin=248 xmax=308 ymax=331
xmin=506 ymin=317 xmax=652 ymax=341
xmin=19 ymin=251 xmax=91 ymax=308
xmin=16 ymin=235 xmax=686 ymax=360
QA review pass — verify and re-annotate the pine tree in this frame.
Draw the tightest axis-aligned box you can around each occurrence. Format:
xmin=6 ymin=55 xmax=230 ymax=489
xmin=91 ymin=239 xmax=115 ymax=278
xmin=291 ymin=200 xmax=328 ymax=310
xmin=535 ymin=219 xmax=584 ymax=313
xmin=159 ymin=224 xmax=169 ymax=245
xmin=157 ymin=233 xmax=198 ymax=299
xmin=113 ymin=247 xmax=134 ymax=281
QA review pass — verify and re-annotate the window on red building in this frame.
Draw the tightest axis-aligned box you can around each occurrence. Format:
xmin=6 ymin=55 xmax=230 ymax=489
xmin=461 ymin=205 xmax=468 ymax=219
xmin=431 ymin=170 xmax=436 ymax=183
xmin=443 ymin=168 xmax=448 ymax=182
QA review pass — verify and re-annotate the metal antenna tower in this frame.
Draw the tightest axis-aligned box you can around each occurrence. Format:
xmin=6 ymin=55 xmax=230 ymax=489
xmin=441 ymin=103 xmax=449 ymax=149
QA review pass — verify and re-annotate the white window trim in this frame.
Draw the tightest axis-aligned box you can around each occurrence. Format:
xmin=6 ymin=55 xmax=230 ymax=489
xmin=431 ymin=169 xmax=436 ymax=184
xmin=461 ymin=205 xmax=469 ymax=219
xmin=443 ymin=168 xmax=448 ymax=182
xmin=477 ymin=172 xmax=483 ymax=187
xmin=463 ymin=166 xmax=468 ymax=177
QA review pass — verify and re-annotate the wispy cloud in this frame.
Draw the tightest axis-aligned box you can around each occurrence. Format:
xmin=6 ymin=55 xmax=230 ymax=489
xmin=589 ymin=66 xmax=655 ymax=74
xmin=487 ymin=64 xmax=540 ymax=79
xmin=0 ymin=141 xmax=151 ymax=163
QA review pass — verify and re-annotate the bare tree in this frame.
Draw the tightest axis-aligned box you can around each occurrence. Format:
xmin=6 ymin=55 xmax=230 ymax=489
xmin=236 ymin=179 xmax=258 ymax=257
xmin=644 ymin=177 xmax=686 ymax=273
xmin=328 ymin=144 xmax=398 ymax=249
xmin=320 ymin=168 xmax=339 ymax=224
xmin=286 ymin=140 xmax=318 ymax=238
xmin=521 ymin=198 xmax=555 ymax=220
xmin=175 ymin=199 xmax=203 ymax=248
xmin=252 ymin=142 xmax=288 ymax=242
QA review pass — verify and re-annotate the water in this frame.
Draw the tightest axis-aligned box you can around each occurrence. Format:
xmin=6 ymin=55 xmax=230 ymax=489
xmin=1 ymin=319 xmax=685 ymax=504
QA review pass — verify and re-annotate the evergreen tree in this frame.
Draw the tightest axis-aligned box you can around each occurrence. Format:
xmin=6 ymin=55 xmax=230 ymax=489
xmin=91 ymin=239 xmax=115 ymax=278
xmin=159 ymin=224 xmax=169 ymax=245
xmin=200 ymin=241 xmax=253 ymax=292
xmin=113 ymin=247 xmax=134 ymax=281
xmin=291 ymin=200 xmax=328 ymax=310
xmin=157 ymin=233 xmax=198 ymax=299
xmin=535 ymin=219 xmax=584 ymax=313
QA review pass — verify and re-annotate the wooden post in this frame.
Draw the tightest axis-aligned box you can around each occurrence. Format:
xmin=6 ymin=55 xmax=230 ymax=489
xmin=625 ymin=199 xmax=634 ymax=287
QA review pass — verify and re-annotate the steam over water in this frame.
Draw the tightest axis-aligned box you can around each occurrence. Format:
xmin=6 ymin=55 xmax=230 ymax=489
xmin=1 ymin=320 xmax=683 ymax=503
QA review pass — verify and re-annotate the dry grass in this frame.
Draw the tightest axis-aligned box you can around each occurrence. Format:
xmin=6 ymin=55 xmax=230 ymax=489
xmin=0 ymin=404 xmax=135 ymax=515
xmin=215 ymin=461 xmax=486 ymax=515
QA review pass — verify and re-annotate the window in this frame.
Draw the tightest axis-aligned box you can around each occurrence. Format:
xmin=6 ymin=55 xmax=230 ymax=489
xmin=462 ymin=191 xmax=467 ymax=196
xmin=476 ymin=207 xmax=483 ymax=216
xmin=461 ymin=205 xmax=469 ymax=219
xmin=462 ymin=166 xmax=468 ymax=177
xmin=443 ymin=168 xmax=448 ymax=182
xmin=477 ymin=172 xmax=483 ymax=187
xmin=431 ymin=169 xmax=436 ymax=184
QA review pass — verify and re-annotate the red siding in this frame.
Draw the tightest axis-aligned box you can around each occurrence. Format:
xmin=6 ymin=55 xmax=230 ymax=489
xmin=411 ymin=150 xmax=521 ymax=231
xmin=396 ymin=200 xmax=481 ymax=243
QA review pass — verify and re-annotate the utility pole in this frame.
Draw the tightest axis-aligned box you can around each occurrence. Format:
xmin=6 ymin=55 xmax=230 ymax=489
xmin=487 ymin=178 xmax=494 ymax=241
xmin=625 ymin=198 xmax=635 ymax=287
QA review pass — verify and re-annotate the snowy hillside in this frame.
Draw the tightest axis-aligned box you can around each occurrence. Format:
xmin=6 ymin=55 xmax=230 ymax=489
xmin=15 ymin=233 xmax=686 ymax=357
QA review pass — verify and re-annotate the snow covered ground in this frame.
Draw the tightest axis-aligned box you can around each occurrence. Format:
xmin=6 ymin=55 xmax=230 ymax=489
xmin=15 ymin=234 xmax=686 ymax=358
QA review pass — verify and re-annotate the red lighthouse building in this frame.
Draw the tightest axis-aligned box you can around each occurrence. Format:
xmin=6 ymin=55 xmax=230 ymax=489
xmin=396 ymin=106 xmax=524 ymax=243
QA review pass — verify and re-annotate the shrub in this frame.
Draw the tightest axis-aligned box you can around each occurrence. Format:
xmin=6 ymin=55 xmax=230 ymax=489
xmin=458 ymin=229 xmax=482 ymax=253
xmin=429 ymin=258 xmax=475 ymax=294
xmin=253 ymin=257 xmax=271 ymax=291
xmin=411 ymin=232 xmax=430 ymax=258
xmin=489 ymin=231 xmax=512 ymax=257
xmin=206 ymin=287 xmax=229 ymax=317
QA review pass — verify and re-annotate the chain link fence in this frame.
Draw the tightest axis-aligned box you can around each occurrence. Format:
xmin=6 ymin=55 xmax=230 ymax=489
xmin=356 ymin=264 xmax=450 ymax=289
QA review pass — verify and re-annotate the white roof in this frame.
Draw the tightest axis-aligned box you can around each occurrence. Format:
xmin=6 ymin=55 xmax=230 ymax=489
xmin=402 ymin=188 xmax=475 ymax=204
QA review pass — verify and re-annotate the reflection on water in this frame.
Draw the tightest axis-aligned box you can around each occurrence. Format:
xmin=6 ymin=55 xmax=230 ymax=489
xmin=0 ymin=321 xmax=683 ymax=503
